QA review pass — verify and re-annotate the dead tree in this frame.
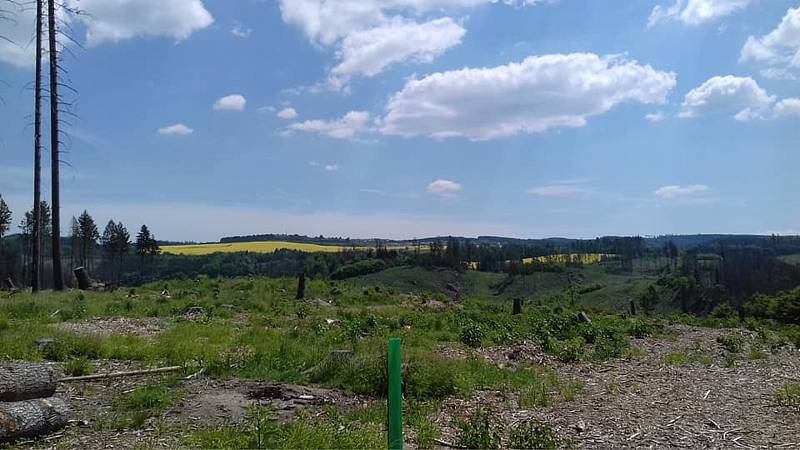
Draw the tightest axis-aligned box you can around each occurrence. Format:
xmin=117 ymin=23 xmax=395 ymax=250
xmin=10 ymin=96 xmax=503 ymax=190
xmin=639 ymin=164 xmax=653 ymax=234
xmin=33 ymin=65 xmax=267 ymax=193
xmin=32 ymin=0 xmax=44 ymax=293
xmin=296 ymin=272 xmax=306 ymax=300
xmin=47 ymin=0 xmax=63 ymax=290
xmin=0 ymin=397 xmax=68 ymax=443
xmin=0 ymin=364 xmax=57 ymax=402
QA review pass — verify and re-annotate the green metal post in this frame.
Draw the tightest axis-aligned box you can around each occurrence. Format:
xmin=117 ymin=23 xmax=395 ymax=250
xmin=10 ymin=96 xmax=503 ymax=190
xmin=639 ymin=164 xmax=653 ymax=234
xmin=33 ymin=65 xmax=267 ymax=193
xmin=387 ymin=338 xmax=403 ymax=450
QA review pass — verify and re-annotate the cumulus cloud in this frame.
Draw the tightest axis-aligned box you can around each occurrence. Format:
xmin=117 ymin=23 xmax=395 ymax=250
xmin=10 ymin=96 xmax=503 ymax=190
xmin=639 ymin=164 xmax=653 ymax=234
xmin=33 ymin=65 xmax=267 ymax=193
xmin=645 ymin=111 xmax=667 ymax=122
xmin=328 ymin=17 xmax=465 ymax=90
xmin=70 ymin=0 xmax=213 ymax=47
xmin=158 ymin=123 xmax=194 ymax=136
xmin=278 ymin=0 xmax=544 ymax=90
xmin=654 ymin=184 xmax=709 ymax=199
xmin=1 ymin=0 xmax=213 ymax=66
xmin=325 ymin=164 xmax=339 ymax=172
xmin=774 ymin=98 xmax=800 ymax=118
xmin=427 ymin=179 xmax=462 ymax=198
xmin=740 ymin=8 xmax=800 ymax=79
xmin=213 ymin=95 xmax=247 ymax=111
xmin=277 ymin=108 xmax=298 ymax=119
xmin=378 ymin=53 xmax=676 ymax=141
xmin=679 ymin=76 xmax=775 ymax=121
xmin=648 ymin=0 xmax=756 ymax=27
xmin=286 ymin=111 xmax=371 ymax=140
xmin=526 ymin=184 xmax=592 ymax=198
xmin=231 ymin=22 xmax=252 ymax=38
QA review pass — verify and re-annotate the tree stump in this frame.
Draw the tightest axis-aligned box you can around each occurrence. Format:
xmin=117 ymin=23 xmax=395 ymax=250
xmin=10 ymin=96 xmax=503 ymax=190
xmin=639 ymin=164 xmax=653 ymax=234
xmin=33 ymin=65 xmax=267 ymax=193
xmin=2 ymin=278 xmax=15 ymax=291
xmin=0 ymin=397 xmax=69 ymax=443
xmin=73 ymin=267 xmax=91 ymax=290
xmin=0 ymin=364 xmax=57 ymax=402
xmin=576 ymin=311 xmax=591 ymax=324
xmin=512 ymin=298 xmax=523 ymax=315
xmin=629 ymin=300 xmax=637 ymax=316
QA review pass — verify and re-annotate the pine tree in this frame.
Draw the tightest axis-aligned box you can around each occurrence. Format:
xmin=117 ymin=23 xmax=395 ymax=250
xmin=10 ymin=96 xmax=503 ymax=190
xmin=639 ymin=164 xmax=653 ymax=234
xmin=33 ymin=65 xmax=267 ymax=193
xmin=77 ymin=211 xmax=99 ymax=269
xmin=135 ymin=225 xmax=152 ymax=258
xmin=0 ymin=195 xmax=11 ymax=241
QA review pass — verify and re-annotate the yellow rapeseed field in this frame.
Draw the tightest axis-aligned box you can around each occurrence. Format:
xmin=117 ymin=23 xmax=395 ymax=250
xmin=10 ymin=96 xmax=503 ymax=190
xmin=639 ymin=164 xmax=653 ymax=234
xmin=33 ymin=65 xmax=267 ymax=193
xmin=161 ymin=241 xmax=362 ymax=255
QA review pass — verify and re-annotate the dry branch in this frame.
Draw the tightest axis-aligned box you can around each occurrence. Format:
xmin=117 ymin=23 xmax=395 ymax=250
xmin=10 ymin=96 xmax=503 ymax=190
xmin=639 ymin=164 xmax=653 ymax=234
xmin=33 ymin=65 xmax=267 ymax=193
xmin=58 ymin=365 xmax=183 ymax=382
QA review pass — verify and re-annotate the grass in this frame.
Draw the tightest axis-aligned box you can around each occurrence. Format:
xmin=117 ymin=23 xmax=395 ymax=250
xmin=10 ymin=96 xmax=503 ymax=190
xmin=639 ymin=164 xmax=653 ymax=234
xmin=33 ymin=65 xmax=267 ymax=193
xmin=776 ymin=383 xmax=800 ymax=407
xmin=100 ymin=376 xmax=183 ymax=430
xmin=662 ymin=350 xmax=714 ymax=367
xmin=161 ymin=240 xmax=364 ymax=255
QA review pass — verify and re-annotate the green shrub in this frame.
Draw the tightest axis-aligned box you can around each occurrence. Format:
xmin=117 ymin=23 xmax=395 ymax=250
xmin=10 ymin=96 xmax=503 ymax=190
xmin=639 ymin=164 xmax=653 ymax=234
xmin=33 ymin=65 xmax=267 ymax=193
xmin=776 ymin=383 xmax=800 ymax=407
xmin=717 ymin=335 xmax=745 ymax=353
xmin=548 ymin=337 xmax=584 ymax=363
xmin=508 ymin=420 xmax=558 ymax=450
xmin=330 ymin=259 xmax=387 ymax=280
xmin=593 ymin=332 xmax=629 ymax=360
xmin=406 ymin=358 xmax=457 ymax=400
xmin=455 ymin=409 xmax=501 ymax=450
xmin=459 ymin=323 xmax=483 ymax=348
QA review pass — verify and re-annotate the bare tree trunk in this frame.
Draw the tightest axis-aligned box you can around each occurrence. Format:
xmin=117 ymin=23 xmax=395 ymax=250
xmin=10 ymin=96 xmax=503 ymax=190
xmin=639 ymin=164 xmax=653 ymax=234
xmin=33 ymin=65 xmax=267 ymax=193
xmin=32 ymin=0 xmax=43 ymax=293
xmin=47 ymin=0 xmax=63 ymax=291
xmin=0 ymin=397 xmax=68 ymax=443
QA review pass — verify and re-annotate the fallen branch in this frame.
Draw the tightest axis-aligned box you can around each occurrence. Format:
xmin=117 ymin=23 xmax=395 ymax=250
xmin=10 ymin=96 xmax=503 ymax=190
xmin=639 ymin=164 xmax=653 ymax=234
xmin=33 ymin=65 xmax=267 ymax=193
xmin=58 ymin=366 xmax=183 ymax=382
xmin=433 ymin=438 xmax=469 ymax=449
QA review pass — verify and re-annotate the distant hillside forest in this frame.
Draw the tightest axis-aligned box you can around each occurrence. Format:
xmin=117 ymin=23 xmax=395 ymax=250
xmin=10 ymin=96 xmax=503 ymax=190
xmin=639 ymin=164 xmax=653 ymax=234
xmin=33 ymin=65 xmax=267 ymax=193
xmin=1 ymin=203 xmax=800 ymax=317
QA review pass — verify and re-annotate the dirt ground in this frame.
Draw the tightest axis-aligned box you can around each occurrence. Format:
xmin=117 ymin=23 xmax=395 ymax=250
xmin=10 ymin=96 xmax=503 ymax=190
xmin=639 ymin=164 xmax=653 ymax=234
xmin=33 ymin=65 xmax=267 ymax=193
xmin=10 ymin=324 xmax=800 ymax=449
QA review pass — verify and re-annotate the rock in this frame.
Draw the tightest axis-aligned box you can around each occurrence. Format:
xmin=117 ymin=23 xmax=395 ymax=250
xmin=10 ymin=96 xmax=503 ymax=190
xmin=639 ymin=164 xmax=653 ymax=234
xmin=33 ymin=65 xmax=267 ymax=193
xmin=576 ymin=311 xmax=591 ymax=324
xmin=576 ymin=420 xmax=587 ymax=432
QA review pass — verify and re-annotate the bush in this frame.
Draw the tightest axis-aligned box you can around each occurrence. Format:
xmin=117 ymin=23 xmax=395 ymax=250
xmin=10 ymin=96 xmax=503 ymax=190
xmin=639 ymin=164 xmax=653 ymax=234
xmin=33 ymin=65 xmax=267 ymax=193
xmin=776 ymin=382 xmax=800 ymax=407
xmin=717 ymin=335 xmax=745 ymax=353
xmin=548 ymin=337 xmax=584 ymax=363
xmin=593 ymin=332 xmax=629 ymax=360
xmin=508 ymin=420 xmax=558 ymax=450
xmin=455 ymin=409 xmax=501 ymax=450
xmin=330 ymin=259 xmax=387 ymax=280
xmin=406 ymin=358 xmax=457 ymax=400
xmin=460 ymin=323 xmax=483 ymax=348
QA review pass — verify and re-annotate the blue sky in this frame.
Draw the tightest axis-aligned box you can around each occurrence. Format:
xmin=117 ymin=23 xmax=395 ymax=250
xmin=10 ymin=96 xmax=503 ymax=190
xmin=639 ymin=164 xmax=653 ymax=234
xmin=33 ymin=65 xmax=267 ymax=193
xmin=1 ymin=0 xmax=798 ymax=241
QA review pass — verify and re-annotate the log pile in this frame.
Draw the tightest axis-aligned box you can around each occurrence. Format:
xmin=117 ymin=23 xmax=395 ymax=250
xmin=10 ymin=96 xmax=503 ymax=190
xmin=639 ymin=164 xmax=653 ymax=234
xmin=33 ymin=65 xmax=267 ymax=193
xmin=0 ymin=364 xmax=68 ymax=443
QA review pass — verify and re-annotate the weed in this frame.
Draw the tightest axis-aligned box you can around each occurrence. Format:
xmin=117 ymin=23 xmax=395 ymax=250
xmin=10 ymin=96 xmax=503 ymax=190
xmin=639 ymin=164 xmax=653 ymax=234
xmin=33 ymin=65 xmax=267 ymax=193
xmin=662 ymin=350 xmax=713 ymax=367
xmin=63 ymin=357 xmax=94 ymax=377
xmin=455 ymin=409 xmax=501 ymax=450
xmin=508 ymin=419 xmax=558 ymax=450
xmin=460 ymin=323 xmax=483 ymax=348
xmin=776 ymin=383 xmax=800 ymax=407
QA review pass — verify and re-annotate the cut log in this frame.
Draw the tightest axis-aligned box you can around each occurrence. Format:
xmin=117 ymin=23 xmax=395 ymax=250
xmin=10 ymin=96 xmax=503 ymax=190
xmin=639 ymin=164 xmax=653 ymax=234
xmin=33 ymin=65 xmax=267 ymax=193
xmin=73 ymin=267 xmax=90 ymax=290
xmin=0 ymin=364 xmax=57 ymax=402
xmin=0 ymin=397 xmax=69 ymax=443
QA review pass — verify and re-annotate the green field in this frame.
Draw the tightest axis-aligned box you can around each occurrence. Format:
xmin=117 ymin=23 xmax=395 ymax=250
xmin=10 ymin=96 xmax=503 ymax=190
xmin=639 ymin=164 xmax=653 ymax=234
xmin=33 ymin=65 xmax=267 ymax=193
xmin=161 ymin=241 xmax=360 ymax=255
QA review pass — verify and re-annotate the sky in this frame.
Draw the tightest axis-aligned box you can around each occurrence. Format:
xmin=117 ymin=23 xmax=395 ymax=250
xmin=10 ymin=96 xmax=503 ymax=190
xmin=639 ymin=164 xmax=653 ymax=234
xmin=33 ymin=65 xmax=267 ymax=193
xmin=0 ymin=0 xmax=799 ymax=242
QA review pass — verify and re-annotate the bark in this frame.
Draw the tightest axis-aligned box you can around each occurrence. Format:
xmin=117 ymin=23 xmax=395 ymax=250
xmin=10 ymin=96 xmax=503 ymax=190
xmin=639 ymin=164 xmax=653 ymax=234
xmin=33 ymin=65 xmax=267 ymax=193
xmin=0 ymin=364 xmax=57 ymax=402
xmin=47 ymin=0 xmax=63 ymax=291
xmin=32 ymin=0 xmax=43 ymax=293
xmin=0 ymin=397 xmax=68 ymax=443
xmin=73 ymin=267 xmax=90 ymax=290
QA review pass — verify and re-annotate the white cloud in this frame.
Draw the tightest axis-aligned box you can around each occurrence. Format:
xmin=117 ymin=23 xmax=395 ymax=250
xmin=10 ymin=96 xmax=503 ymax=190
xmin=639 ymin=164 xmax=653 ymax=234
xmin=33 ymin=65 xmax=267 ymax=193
xmin=645 ymin=111 xmax=667 ymax=122
xmin=158 ymin=123 xmax=194 ymax=136
xmin=277 ymin=107 xmax=299 ymax=119
xmin=278 ymin=0 xmax=545 ymax=90
xmin=526 ymin=184 xmax=592 ymax=198
xmin=427 ymin=179 xmax=462 ymax=198
xmin=231 ymin=22 xmax=252 ymax=38
xmin=213 ymin=94 xmax=247 ymax=112
xmin=654 ymin=184 xmax=709 ymax=199
xmin=648 ymin=0 xmax=756 ymax=27
xmin=325 ymin=164 xmax=339 ymax=172
xmin=379 ymin=53 xmax=676 ymax=141
xmin=679 ymin=75 xmax=775 ymax=121
xmin=287 ymin=111 xmax=371 ymax=140
xmin=68 ymin=0 xmax=213 ymax=47
xmin=328 ymin=17 xmax=465 ymax=89
xmin=740 ymin=7 xmax=800 ymax=79
xmin=774 ymin=98 xmax=800 ymax=118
